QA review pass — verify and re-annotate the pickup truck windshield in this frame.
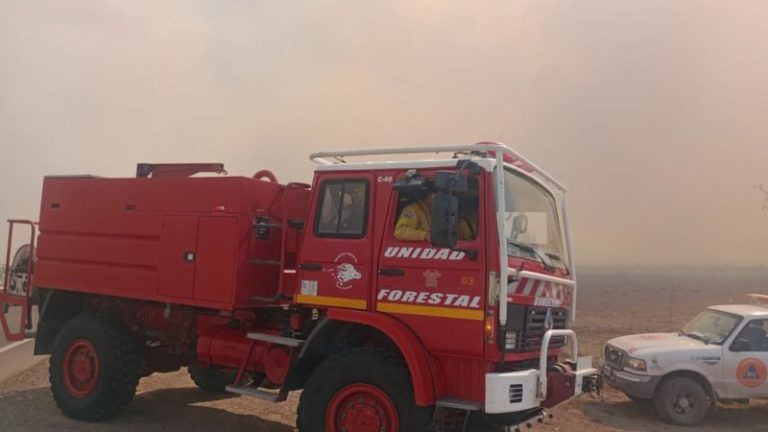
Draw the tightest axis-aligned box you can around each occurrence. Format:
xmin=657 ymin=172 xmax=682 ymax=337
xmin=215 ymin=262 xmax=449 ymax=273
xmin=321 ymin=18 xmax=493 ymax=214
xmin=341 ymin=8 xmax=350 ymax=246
xmin=503 ymin=168 xmax=565 ymax=266
xmin=681 ymin=309 xmax=741 ymax=345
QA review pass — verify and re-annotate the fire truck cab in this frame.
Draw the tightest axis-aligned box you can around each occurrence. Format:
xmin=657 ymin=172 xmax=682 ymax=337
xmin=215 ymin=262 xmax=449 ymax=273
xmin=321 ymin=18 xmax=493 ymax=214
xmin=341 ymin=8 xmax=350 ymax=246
xmin=1 ymin=143 xmax=599 ymax=431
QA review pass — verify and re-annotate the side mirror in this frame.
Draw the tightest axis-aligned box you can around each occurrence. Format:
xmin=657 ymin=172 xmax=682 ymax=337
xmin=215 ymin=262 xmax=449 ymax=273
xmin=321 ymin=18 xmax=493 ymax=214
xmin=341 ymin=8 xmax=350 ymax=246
xmin=731 ymin=339 xmax=749 ymax=352
xmin=511 ymin=214 xmax=528 ymax=239
xmin=434 ymin=171 xmax=468 ymax=193
xmin=431 ymin=193 xmax=458 ymax=248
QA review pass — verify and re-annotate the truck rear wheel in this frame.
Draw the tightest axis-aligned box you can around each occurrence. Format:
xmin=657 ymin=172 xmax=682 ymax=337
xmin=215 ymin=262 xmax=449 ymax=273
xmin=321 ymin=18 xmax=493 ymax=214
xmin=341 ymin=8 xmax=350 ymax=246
xmin=296 ymin=348 xmax=432 ymax=432
xmin=188 ymin=361 xmax=237 ymax=393
xmin=49 ymin=314 xmax=141 ymax=421
xmin=653 ymin=376 xmax=709 ymax=426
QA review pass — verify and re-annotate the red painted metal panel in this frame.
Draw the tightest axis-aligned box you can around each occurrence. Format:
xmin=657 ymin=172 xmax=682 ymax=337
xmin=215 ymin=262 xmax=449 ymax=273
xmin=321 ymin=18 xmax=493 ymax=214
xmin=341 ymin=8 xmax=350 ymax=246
xmin=34 ymin=260 xmax=158 ymax=298
xmin=375 ymin=168 xmax=487 ymax=358
xmin=32 ymin=175 xmax=304 ymax=310
xmin=158 ymin=216 xmax=198 ymax=299
xmin=194 ymin=217 xmax=238 ymax=304
xmin=432 ymin=355 xmax=488 ymax=403
xmin=326 ymin=308 xmax=437 ymax=406
xmin=296 ymin=172 xmax=374 ymax=309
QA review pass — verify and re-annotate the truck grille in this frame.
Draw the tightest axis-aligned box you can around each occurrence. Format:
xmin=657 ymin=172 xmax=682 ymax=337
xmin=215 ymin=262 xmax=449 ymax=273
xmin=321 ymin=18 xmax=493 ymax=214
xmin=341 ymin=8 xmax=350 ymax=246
xmin=604 ymin=345 xmax=625 ymax=369
xmin=500 ymin=305 xmax=568 ymax=352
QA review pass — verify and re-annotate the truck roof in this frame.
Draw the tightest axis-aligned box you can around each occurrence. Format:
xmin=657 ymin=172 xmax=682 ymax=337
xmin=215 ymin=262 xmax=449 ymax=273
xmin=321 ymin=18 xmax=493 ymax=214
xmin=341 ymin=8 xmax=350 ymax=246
xmin=709 ymin=304 xmax=768 ymax=317
xmin=309 ymin=142 xmax=568 ymax=193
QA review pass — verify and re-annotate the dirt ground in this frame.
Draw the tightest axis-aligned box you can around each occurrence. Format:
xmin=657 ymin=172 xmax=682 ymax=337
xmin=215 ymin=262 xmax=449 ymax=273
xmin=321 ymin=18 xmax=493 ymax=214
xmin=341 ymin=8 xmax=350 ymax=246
xmin=2 ymin=266 xmax=768 ymax=431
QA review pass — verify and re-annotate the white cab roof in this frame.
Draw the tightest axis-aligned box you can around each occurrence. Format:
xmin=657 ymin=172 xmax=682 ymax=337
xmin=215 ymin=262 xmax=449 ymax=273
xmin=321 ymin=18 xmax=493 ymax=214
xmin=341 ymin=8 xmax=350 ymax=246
xmin=710 ymin=304 xmax=768 ymax=317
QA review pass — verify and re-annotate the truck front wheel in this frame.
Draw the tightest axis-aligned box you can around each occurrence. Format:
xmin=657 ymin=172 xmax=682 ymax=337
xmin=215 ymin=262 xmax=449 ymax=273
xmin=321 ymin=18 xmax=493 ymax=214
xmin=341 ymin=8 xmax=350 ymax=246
xmin=296 ymin=348 xmax=432 ymax=432
xmin=653 ymin=376 xmax=709 ymax=426
xmin=49 ymin=314 xmax=141 ymax=421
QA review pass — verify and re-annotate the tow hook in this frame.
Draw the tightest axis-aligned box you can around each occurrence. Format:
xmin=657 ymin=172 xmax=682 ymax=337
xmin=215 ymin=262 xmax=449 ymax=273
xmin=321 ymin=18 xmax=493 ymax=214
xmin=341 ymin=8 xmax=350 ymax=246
xmin=583 ymin=374 xmax=602 ymax=398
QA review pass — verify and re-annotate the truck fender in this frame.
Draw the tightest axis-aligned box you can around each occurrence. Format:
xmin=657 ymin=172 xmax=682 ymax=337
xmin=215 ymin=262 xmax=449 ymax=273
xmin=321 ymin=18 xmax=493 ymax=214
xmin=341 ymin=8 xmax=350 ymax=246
xmin=656 ymin=367 xmax=718 ymax=403
xmin=33 ymin=289 xmax=88 ymax=355
xmin=297 ymin=308 xmax=437 ymax=406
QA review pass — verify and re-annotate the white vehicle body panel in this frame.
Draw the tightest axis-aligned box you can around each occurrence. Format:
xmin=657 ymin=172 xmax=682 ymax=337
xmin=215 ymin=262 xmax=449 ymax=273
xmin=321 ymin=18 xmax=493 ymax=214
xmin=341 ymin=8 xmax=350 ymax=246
xmin=603 ymin=304 xmax=768 ymax=401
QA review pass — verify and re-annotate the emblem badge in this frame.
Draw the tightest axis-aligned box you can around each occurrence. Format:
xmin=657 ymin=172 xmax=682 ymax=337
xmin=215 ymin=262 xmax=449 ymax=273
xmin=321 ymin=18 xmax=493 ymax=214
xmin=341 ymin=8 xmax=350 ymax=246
xmin=423 ymin=269 xmax=442 ymax=288
xmin=544 ymin=308 xmax=554 ymax=331
xmin=330 ymin=252 xmax=361 ymax=290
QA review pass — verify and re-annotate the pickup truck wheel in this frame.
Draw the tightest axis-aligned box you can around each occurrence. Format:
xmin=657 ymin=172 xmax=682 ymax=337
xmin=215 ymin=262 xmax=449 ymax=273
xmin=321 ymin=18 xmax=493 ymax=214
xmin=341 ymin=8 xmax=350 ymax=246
xmin=49 ymin=314 xmax=141 ymax=421
xmin=653 ymin=377 xmax=709 ymax=426
xmin=296 ymin=348 xmax=432 ymax=432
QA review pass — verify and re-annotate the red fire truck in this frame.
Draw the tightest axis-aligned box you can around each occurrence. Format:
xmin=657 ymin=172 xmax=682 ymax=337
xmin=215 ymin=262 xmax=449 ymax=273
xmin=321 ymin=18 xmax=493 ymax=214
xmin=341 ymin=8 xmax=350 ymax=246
xmin=0 ymin=143 xmax=599 ymax=431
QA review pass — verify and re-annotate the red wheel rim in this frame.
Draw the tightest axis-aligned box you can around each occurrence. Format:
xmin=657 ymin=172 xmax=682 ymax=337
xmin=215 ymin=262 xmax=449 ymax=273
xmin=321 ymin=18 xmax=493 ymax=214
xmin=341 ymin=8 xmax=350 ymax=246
xmin=326 ymin=383 xmax=399 ymax=432
xmin=62 ymin=339 xmax=100 ymax=398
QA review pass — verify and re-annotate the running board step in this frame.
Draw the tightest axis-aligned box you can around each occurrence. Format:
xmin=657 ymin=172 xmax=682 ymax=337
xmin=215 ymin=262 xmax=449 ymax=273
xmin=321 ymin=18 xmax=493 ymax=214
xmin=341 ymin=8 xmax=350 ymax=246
xmin=436 ymin=397 xmax=482 ymax=411
xmin=246 ymin=332 xmax=304 ymax=347
xmin=225 ymin=385 xmax=284 ymax=402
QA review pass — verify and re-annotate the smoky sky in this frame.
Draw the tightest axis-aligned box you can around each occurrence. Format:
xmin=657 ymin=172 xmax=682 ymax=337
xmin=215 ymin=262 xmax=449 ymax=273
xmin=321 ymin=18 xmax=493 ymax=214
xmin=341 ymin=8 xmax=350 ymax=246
xmin=1 ymin=0 xmax=768 ymax=266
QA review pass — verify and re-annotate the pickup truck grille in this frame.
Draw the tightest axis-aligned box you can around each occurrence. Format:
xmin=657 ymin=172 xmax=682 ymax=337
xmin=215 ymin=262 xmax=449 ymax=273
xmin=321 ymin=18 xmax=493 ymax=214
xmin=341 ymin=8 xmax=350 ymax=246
xmin=501 ymin=305 xmax=568 ymax=352
xmin=604 ymin=345 xmax=625 ymax=369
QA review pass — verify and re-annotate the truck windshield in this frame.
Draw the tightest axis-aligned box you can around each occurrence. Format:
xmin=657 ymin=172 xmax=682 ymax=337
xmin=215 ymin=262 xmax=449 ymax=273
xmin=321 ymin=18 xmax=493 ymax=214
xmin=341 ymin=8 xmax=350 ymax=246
xmin=503 ymin=168 xmax=565 ymax=267
xmin=681 ymin=309 xmax=742 ymax=345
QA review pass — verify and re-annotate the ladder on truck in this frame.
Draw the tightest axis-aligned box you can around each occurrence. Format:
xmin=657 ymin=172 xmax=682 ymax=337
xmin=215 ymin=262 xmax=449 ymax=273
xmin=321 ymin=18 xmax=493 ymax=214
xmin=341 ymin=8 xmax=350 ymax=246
xmin=0 ymin=220 xmax=36 ymax=342
xmin=225 ymin=332 xmax=304 ymax=402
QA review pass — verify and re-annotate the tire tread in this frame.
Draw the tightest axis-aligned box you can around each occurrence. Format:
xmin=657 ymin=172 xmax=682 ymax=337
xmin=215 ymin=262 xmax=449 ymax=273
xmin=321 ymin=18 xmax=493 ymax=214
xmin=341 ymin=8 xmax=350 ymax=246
xmin=296 ymin=347 xmax=432 ymax=432
xmin=49 ymin=314 xmax=141 ymax=421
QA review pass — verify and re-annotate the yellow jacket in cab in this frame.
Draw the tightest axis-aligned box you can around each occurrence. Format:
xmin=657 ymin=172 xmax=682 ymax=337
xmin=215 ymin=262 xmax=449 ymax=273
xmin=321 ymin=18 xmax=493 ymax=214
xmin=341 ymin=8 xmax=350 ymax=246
xmin=394 ymin=200 xmax=475 ymax=242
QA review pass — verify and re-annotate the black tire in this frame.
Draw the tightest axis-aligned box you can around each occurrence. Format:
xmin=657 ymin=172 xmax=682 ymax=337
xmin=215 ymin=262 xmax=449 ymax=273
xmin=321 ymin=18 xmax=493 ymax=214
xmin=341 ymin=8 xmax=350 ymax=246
xmin=188 ymin=361 xmax=237 ymax=393
xmin=627 ymin=394 xmax=650 ymax=404
xmin=49 ymin=314 xmax=141 ymax=421
xmin=297 ymin=348 xmax=433 ymax=432
xmin=653 ymin=377 xmax=709 ymax=426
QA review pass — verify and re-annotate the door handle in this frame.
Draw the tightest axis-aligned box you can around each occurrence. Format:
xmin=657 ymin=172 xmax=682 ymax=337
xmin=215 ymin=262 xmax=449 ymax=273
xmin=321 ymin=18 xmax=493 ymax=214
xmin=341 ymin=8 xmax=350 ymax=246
xmin=378 ymin=268 xmax=405 ymax=277
xmin=299 ymin=262 xmax=323 ymax=271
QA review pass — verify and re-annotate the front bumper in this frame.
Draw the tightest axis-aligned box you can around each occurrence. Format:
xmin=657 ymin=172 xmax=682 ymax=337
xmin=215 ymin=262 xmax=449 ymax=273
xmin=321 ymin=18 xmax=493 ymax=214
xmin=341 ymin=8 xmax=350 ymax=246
xmin=484 ymin=356 xmax=600 ymax=414
xmin=601 ymin=363 xmax=660 ymax=399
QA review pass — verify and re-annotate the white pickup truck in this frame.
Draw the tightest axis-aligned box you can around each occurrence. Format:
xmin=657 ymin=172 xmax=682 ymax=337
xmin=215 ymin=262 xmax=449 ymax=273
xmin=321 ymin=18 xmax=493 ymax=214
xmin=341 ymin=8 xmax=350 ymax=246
xmin=602 ymin=300 xmax=768 ymax=426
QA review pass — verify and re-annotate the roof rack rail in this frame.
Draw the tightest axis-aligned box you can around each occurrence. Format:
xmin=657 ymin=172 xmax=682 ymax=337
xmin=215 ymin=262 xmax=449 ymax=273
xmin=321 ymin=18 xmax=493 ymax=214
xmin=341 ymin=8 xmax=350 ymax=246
xmin=309 ymin=142 xmax=566 ymax=192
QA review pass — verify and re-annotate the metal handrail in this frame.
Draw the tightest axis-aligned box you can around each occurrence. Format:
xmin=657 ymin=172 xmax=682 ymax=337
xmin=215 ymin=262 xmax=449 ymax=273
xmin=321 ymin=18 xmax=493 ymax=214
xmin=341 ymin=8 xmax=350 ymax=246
xmin=508 ymin=269 xmax=577 ymax=288
xmin=1 ymin=220 xmax=36 ymax=342
xmin=537 ymin=329 xmax=578 ymax=400
xmin=309 ymin=142 xmax=567 ymax=193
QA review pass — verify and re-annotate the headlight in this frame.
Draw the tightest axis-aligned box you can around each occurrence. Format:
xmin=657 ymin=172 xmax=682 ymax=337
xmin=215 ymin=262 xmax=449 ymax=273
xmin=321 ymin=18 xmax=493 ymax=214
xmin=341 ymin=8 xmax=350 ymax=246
xmin=625 ymin=357 xmax=647 ymax=372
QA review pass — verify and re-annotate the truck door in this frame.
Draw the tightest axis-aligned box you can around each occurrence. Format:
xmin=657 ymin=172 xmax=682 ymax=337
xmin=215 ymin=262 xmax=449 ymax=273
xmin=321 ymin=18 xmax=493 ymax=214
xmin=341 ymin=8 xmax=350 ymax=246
xmin=723 ymin=319 xmax=768 ymax=398
xmin=296 ymin=174 xmax=373 ymax=311
xmin=158 ymin=215 xmax=198 ymax=298
xmin=375 ymin=171 xmax=486 ymax=356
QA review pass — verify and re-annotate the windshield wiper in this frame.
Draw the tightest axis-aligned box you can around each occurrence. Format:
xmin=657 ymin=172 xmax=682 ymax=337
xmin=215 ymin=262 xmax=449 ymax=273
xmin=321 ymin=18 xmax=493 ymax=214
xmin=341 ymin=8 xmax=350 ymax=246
xmin=681 ymin=331 xmax=710 ymax=345
xmin=507 ymin=239 xmax=555 ymax=272
xmin=545 ymin=252 xmax=570 ymax=275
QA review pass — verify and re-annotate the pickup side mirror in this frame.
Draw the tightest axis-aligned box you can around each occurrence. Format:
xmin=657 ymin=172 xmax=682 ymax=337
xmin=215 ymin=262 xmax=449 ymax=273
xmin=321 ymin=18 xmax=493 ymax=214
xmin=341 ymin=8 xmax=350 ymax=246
xmin=730 ymin=338 xmax=750 ymax=352
xmin=431 ymin=193 xmax=458 ymax=248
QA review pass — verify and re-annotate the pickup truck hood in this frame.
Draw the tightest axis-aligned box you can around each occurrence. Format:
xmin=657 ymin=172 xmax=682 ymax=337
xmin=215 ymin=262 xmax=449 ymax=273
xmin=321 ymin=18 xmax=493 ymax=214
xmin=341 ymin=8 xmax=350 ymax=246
xmin=607 ymin=332 xmax=710 ymax=357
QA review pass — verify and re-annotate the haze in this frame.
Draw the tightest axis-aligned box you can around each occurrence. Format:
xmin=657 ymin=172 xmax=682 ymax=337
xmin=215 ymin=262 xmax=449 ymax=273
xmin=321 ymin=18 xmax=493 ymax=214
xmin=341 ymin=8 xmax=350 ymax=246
xmin=1 ymin=0 xmax=767 ymax=266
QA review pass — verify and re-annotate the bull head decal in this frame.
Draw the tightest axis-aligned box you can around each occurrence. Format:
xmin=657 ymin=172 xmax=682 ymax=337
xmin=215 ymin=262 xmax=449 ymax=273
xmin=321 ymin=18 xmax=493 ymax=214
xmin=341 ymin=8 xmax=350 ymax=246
xmin=330 ymin=252 xmax=361 ymax=290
